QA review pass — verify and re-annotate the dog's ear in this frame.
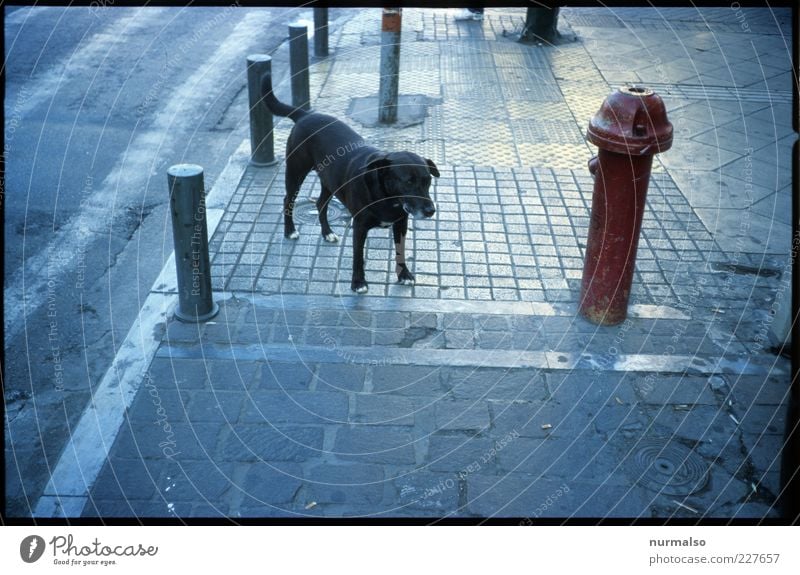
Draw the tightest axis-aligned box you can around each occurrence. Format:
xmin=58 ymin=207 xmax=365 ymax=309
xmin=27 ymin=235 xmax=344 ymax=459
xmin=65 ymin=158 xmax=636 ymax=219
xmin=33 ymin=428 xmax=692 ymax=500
xmin=426 ymin=159 xmax=440 ymax=178
xmin=365 ymin=155 xmax=391 ymax=175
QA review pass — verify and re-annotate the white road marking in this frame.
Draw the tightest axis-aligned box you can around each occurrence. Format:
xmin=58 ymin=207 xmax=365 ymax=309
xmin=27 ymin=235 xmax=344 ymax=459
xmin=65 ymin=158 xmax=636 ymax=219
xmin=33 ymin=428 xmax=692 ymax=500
xmin=4 ymin=10 xmax=281 ymax=346
xmin=32 ymin=140 xmax=250 ymax=517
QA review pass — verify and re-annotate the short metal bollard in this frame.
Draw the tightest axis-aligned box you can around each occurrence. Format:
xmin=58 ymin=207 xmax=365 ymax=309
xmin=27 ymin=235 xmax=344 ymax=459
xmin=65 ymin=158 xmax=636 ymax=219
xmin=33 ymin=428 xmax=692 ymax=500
xmin=579 ymin=86 xmax=673 ymax=325
xmin=167 ymin=164 xmax=219 ymax=323
xmin=246 ymin=54 xmax=278 ymax=166
xmin=289 ymin=23 xmax=310 ymax=111
xmin=378 ymin=8 xmax=402 ymax=124
xmin=314 ymin=7 xmax=329 ymax=58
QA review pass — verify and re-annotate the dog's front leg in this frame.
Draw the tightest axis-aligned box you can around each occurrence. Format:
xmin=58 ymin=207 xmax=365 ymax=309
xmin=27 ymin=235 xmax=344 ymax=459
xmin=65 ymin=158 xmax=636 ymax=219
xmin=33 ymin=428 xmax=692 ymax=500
xmin=351 ymin=219 xmax=369 ymax=293
xmin=393 ymin=217 xmax=414 ymax=285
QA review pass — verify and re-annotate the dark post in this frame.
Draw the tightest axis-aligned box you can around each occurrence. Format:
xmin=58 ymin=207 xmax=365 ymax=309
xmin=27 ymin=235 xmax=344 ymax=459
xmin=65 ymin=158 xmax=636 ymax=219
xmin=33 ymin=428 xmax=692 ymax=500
xmin=289 ymin=23 xmax=311 ymax=110
xmin=167 ymin=164 xmax=219 ymax=323
xmin=520 ymin=7 xmax=560 ymax=43
xmin=246 ymin=54 xmax=277 ymax=166
xmin=378 ymin=8 xmax=402 ymax=124
xmin=314 ymin=7 xmax=329 ymax=58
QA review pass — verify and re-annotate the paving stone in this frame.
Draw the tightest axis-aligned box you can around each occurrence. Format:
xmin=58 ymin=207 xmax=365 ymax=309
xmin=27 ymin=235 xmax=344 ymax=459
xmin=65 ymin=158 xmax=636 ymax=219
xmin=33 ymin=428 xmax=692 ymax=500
xmin=303 ymin=463 xmax=385 ymax=505
xmin=446 ymin=367 xmax=548 ymax=401
xmin=546 ymin=371 xmax=639 ymax=405
xmin=434 ymin=400 xmax=491 ymax=432
xmin=735 ymin=404 xmax=786 ymax=436
xmin=372 ymin=365 xmax=445 ymax=396
xmin=334 ymin=426 xmax=417 ymax=464
xmin=315 ymin=363 xmax=367 ymax=392
xmin=240 ymin=390 xmax=349 ymax=424
xmin=260 ymin=362 xmax=315 ymax=390
xmin=160 ymin=461 xmax=236 ymax=502
xmin=352 ymin=394 xmax=417 ymax=426
xmin=218 ymin=425 xmax=324 ymax=462
xmin=727 ymin=374 xmax=792 ymax=407
xmin=494 ymin=435 xmax=625 ymax=485
xmin=444 ymin=329 xmax=475 ymax=349
xmin=187 ymin=391 xmax=245 ymax=424
xmin=394 ymin=470 xmax=461 ymax=512
xmin=426 ymin=434 xmax=499 ymax=474
xmin=92 ymin=458 xmax=161 ymax=501
xmin=146 ymin=358 xmax=207 ymax=389
xmin=113 ymin=421 xmax=220 ymax=461
xmin=127 ymin=389 xmax=191 ymax=423
xmin=630 ymin=374 xmax=717 ymax=405
xmin=240 ymin=462 xmax=304 ymax=504
xmin=466 ymin=474 xmax=580 ymax=518
xmin=741 ymin=433 xmax=783 ymax=476
xmin=83 ymin=499 xmax=185 ymax=518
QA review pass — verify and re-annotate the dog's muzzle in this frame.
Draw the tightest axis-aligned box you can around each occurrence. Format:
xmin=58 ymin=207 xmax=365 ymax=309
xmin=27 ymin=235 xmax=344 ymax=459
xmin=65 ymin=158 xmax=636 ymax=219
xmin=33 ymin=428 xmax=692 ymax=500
xmin=403 ymin=202 xmax=436 ymax=219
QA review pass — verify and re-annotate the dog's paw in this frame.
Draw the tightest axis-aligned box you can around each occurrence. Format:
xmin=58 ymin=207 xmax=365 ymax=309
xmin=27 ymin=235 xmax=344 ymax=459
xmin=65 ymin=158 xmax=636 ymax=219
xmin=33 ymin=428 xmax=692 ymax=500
xmin=323 ymin=232 xmax=339 ymax=243
xmin=351 ymin=281 xmax=369 ymax=294
xmin=396 ymin=265 xmax=415 ymax=286
xmin=286 ymin=231 xmax=300 ymax=240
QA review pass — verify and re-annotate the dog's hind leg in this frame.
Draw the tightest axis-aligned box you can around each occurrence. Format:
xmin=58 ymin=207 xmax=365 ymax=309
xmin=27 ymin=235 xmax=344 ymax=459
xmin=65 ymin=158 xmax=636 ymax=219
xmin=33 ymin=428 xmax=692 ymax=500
xmin=393 ymin=217 xmax=415 ymax=285
xmin=317 ymin=185 xmax=339 ymax=243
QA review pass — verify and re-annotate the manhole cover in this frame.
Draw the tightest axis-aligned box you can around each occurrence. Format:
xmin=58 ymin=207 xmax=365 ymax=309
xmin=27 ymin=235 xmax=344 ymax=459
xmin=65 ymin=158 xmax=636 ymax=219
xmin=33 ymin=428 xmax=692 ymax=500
xmin=293 ymin=199 xmax=349 ymax=225
xmin=631 ymin=439 xmax=709 ymax=496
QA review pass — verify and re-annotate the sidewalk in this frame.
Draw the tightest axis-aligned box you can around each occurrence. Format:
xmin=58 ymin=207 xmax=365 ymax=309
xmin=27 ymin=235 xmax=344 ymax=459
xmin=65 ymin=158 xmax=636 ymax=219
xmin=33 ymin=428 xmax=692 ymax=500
xmin=47 ymin=7 xmax=796 ymax=519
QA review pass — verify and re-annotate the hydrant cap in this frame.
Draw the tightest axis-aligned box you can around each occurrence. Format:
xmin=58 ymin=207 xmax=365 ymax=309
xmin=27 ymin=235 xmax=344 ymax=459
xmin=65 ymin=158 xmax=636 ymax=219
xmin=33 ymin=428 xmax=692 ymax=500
xmin=586 ymin=86 xmax=673 ymax=155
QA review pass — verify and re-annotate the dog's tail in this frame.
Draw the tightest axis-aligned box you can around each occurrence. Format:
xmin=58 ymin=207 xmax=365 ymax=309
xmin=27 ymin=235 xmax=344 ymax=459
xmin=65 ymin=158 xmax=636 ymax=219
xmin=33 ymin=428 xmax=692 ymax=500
xmin=261 ymin=73 xmax=307 ymax=122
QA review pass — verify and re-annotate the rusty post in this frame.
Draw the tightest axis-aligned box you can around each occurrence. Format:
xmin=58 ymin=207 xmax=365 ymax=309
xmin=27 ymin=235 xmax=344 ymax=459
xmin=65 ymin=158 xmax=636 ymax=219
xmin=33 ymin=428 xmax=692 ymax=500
xmin=378 ymin=8 xmax=402 ymax=124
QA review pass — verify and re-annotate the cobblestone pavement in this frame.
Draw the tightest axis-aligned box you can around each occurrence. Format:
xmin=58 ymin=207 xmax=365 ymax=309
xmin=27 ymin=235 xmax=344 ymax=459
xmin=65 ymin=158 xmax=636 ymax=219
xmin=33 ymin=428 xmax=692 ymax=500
xmin=80 ymin=7 xmax=794 ymax=519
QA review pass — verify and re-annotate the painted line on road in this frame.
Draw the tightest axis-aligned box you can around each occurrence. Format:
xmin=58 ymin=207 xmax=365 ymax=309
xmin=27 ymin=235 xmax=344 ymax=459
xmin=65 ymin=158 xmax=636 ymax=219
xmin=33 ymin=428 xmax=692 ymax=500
xmin=33 ymin=139 xmax=252 ymax=518
xmin=156 ymin=341 xmax=777 ymax=376
xmin=218 ymin=291 xmax=691 ymax=321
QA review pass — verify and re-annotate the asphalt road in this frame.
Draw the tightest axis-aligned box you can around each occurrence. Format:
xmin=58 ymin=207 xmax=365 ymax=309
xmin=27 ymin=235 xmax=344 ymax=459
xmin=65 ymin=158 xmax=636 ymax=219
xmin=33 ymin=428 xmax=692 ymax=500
xmin=3 ymin=5 xmax=355 ymax=516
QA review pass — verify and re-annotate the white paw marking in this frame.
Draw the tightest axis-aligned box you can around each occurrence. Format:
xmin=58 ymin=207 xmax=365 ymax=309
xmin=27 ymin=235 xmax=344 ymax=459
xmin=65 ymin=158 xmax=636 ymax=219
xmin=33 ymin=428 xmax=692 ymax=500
xmin=288 ymin=231 xmax=299 ymax=240
xmin=401 ymin=279 xmax=415 ymax=286
xmin=324 ymin=232 xmax=339 ymax=243
xmin=355 ymin=285 xmax=368 ymax=294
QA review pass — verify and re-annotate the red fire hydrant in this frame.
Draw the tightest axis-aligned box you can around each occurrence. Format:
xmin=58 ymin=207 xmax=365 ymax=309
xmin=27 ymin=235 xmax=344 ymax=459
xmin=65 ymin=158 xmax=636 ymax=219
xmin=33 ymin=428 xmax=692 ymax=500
xmin=579 ymin=86 xmax=673 ymax=325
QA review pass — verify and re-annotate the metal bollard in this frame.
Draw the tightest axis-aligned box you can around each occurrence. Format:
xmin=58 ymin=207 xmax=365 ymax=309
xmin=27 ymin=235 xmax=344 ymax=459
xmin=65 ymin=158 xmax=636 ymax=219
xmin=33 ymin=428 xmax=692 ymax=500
xmin=579 ymin=86 xmax=673 ymax=325
xmin=289 ymin=23 xmax=310 ymax=111
xmin=246 ymin=54 xmax=278 ymax=166
xmin=378 ymin=8 xmax=401 ymax=124
xmin=314 ymin=7 xmax=329 ymax=58
xmin=167 ymin=164 xmax=219 ymax=323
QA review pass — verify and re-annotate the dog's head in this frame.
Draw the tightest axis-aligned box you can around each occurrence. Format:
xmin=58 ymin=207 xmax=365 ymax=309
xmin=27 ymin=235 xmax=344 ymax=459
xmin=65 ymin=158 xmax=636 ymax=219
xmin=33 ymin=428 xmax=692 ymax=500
xmin=365 ymin=152 xmax=439 ymax=218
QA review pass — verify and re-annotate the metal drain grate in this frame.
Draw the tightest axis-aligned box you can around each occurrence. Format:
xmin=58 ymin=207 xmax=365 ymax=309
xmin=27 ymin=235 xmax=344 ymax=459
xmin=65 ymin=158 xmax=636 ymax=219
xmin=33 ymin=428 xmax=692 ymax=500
xmin=631 ymin=438 xmax=709 ymax=496
xmin=293 ymin=199 xmax=349 ymax=225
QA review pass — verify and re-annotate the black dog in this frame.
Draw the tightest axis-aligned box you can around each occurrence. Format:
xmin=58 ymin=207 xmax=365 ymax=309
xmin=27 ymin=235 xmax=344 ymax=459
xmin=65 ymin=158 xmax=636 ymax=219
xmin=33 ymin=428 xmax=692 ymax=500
xmin=261 ymin=74 xmax=439 ymax=293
